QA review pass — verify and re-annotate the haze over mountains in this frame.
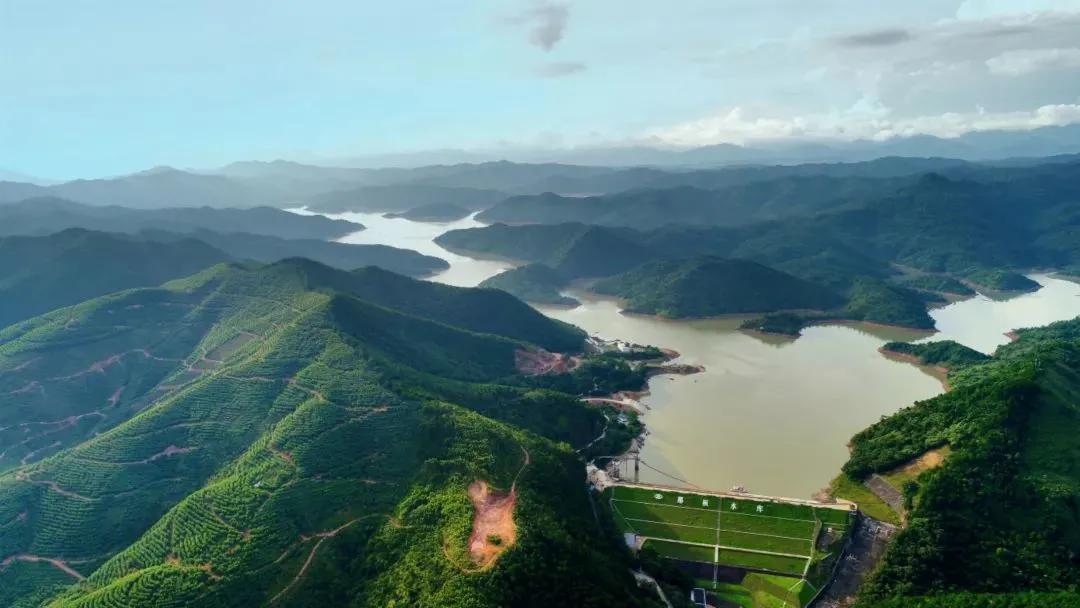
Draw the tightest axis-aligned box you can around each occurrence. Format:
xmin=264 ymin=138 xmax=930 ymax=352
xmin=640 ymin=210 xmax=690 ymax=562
xmin=3 ymin=123 xmax=1080 ymax=212
xmin=6 ymin=0 xmax=1080 ymax=603
xmin=1 ymin=143 xmax=1079 ymax=608
xmin=334 ymin=123 xmax=1080 ymax=168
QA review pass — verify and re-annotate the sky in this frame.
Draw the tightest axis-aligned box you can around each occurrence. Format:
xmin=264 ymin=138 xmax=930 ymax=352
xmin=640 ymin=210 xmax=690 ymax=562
xmin=2 ymin=0 xmax=1080 ymax=179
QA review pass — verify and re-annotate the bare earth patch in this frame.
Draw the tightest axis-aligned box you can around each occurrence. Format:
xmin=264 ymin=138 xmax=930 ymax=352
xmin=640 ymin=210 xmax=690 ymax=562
xmin=466 ymin=480 xmax=517 ymax=569
xmin=514 ymin=348 xmax=580 ymax=375
xmin=883 ymin=446 xmax=951 ymax=484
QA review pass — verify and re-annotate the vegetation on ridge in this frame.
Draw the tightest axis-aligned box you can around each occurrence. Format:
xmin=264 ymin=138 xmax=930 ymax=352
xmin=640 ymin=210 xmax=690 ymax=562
xmin=478 ymin=264 xmax=578 ymax=307
xmin=881 ymin=340 xmax=991 ymax=369
xmin=0 ymin=258 xmax=658 ymax=607
xmin=841 ymin=317 xmax=1080 ymax=606
xmin=591 ymin=256 xmax=843 ymax=318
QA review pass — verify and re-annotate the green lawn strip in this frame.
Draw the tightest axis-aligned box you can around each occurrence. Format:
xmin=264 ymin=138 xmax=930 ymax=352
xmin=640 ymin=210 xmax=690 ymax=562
xmin=609 ymin=501 xmax=639 ymax=534
xmin=626 ymin=518 xmax=718 ymax=545
xmin=612 ymin=485 xmax=719 ymax=510
xmin=827 ymin=474 xmax=901 ymax=525
xmin=743 ymin=572 xmax=808 ymax=607
xmin=716 ymin=548 xmax=808 ymax=576
xmin=719 ymin=511 xmax=818 ymax=537
xmin=752 ymin=591 xmax=795 ymax=608
xmin=719 ymin=496 xmax=816 ymax=521
xmin=812 ymin=506 xmax=854 ymax=526
xmin=717 ymin=529 xmax=812 ymax=556
xmin=611 ymin=499 xmax=718 ymax=527
xmin=644 ymin=539 xmax=715 ymax=563
xmin=712 ymin=583 xmax=755 ymax=608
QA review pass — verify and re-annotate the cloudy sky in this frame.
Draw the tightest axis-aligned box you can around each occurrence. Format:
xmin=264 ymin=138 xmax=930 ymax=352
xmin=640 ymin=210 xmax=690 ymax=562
xmin=3 ymin=0 xmax=1080 ymax=178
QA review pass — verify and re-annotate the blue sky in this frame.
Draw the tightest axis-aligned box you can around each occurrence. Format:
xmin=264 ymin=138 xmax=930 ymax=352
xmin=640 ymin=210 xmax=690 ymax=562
xmin=3 ymin=0 xmax=1080 ymax=179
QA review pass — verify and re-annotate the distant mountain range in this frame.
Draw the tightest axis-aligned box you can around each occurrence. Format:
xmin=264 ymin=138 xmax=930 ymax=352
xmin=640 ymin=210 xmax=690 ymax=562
xmin=0 ymin=124 xmax=1075 ymax=210
xmin=331 ymin=124 xmax=1080 ymax=168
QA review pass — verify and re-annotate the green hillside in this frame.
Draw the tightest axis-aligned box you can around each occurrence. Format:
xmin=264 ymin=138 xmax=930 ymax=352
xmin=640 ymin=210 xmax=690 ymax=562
xmin=881 ymin=340 xmax=991 ymax=369
xmin=0 ymin=229 xmax=230 ymax=328
xmin=142 ymin=229 xmax=449 ymax=276
xmin=0 ymin=198 xmax=362 ymax=240
xmin=842 ymin=278 xmax=936 ymax=329
xmin=591 ymin=256 xmax=843 ymax=318
xmin=437 ymin=223 xmax=657 ymax=280
xmin=842 ymin=317 xmax=1080 ymax=606
xmin=479 ymin=264 xmax=577 ymax=306
xmin=476 ymin=177 xmax=895 ymax=229
xmin=440 ymin=169 xmax=1080 ymax=333
xmin=0 ymin=259 xmax=655 ymax=607
xmin=895 ymin=275 xmax=975 ymax=296
xmin=962 ymin=268 xmax=1040 ymax=292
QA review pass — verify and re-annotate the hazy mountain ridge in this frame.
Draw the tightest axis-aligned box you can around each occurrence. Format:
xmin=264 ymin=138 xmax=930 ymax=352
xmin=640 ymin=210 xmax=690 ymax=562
xmin=0 ymin=229 xmax=231 ymax=328
xmin=0 ymin=198 xmax=361 ymax=240
xmin=5 ymin=130 xmax=1078 ymax=211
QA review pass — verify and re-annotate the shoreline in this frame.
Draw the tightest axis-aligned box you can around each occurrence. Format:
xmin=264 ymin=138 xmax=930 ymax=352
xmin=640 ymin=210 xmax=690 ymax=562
xmin=876 ymin=348 xmax=951 ymax=391
xmin=584 ymin=343 xmax=704 ymax=483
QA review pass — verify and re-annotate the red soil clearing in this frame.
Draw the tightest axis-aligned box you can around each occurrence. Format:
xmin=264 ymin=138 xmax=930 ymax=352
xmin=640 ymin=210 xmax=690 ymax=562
xmin=466 ymin=480 xmax=517 ymax=569
xmin=514 ymin=348 xmax=580 ymax=375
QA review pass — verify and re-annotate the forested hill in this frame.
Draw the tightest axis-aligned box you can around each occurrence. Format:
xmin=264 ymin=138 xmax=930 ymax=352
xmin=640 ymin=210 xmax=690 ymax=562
xmin=0 ymin=197 xmax=362 ymax=240
xmin=0 ymin=229 xmax=230 ymax=328
xmin=440 ymin=169 xmax=1079 ymax=329
xmin=141 ymin=229 xmax=449 ymax=277
xmin=0 ymin=228 xmax=451 ymax=329
xmin=0 ymin=258 xmax=654 ymax=608
xmin=842 ymin=317 xmax=1080 ymax=607
xmin=446 ymin=168 xmax=1080 ymax=285
xmin=436 ymin=223 xmax=657 ymax=279
xmin=591 ymin=257 xmax=843 ymax=318
xmin=475 ymin=177 xmax=898 ymax=229
xmin=478 ymin=264 xmax=579 ymax=307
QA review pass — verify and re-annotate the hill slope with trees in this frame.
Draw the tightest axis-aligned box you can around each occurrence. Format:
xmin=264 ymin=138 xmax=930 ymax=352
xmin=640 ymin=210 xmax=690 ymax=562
xmin=841 ymin=317 xmax=1080 ymax=606
xmin=0 ymin=259 xmax=656 ymax=608
xmin=0 ymin=229 xmax=230 ymax=328
xmin=591 ymin=256 xmax=843 ymax=318
xmin=0 ymin=198 xmax=362 ymax=240
xmin=478 ymin=264 xmax=578 ymax=306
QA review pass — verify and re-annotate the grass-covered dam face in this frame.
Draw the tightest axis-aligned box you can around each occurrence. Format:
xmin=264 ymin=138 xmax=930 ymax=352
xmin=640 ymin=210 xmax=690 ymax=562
xmin=606 ymin=483 xmax=855 ymax=607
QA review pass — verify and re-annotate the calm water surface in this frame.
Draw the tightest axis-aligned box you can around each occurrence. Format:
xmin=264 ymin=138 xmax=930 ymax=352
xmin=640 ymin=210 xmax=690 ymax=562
xmin=289 ymin=208 xmax=512 ymax=286
xmin=921 ymin=276 xmax=1080 ymax=354
xmin=292 ymin=209 xmax=1080 ymax=498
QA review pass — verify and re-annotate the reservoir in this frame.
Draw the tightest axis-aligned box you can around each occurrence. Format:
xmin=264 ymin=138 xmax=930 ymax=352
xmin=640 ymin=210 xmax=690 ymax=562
xmin=297 ymin=210 xmax=1080 ymax=498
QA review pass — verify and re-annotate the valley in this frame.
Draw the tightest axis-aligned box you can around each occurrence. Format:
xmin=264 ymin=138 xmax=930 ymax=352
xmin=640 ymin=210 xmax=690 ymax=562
xmin=292 ymin=208 xmax=1080 ymax=498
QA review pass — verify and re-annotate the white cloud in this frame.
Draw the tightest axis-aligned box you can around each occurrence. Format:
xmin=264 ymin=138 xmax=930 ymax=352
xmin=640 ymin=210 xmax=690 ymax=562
xmin=956 ymin=0 xmax=1080 ymax=20
xmin=648 ymin=100 xmax=1080 ymax=146
xmin=986 ymin=47 xmax=1080 ymax=75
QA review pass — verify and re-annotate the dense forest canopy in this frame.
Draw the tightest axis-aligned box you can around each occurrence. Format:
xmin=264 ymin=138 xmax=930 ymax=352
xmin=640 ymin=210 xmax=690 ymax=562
xmin=844 ymin=317 xmax=1080 ymax=606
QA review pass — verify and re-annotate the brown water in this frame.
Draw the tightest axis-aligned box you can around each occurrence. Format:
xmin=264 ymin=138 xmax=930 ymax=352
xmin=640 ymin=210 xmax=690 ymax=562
xmin=288 ymin=209 xmax=1080 ymax=498
xmin=537 ymin=293 xmax=944 ymax=498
